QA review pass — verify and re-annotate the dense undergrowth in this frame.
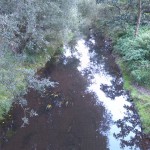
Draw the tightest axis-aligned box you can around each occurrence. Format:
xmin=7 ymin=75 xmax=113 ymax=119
xmin=115 ymin=26 xmax=150 ymax=87
xmin=114 ymin=26 xmax=150 ymax=133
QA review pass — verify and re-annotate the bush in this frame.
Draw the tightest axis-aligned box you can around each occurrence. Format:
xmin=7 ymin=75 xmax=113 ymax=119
xmin=115 ymin=26 xmax=150 ymax=86
xmin=0 ymin=0 xmax=79 ymax=119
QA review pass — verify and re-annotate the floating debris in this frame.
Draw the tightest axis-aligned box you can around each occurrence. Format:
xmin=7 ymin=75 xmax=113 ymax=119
xmin=30 ymin=109 xmax=38 ymax=117
xmin=46 ymin=104 xmax=52 ymax=110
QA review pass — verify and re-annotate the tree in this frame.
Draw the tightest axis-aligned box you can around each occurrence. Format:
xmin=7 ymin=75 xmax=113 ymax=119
xmin=135 ymin=0 xmax=142 ymax=37
xmin=0 ymin=0 xmax=79 ymax=119
xmin=0 ymin=0 xmax=78 ymax=54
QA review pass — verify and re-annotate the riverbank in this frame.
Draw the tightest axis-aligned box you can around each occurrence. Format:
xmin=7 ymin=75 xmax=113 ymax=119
xmin=0 ymin=46 xmax=62 ymax=120
xmin=116 ymin=59 xmax=150 ymax=134
xmin=87 ymin=25 xmax=150 ymax=135
xmin=112 ymin=26 xmax=150 ymax=135
xmin=116 ymin=59 xmax=150 ymax=150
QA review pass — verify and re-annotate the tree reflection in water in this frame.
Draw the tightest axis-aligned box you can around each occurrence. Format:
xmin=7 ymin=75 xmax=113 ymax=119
xmin=114 ymin=105 xmax=142 ymax=149
xmin=100 ymin=77 xmax=126 ymax=100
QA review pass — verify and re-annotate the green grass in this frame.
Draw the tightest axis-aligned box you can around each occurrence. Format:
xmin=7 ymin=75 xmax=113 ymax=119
xmin=114 ymin=26 xmax=150 ymax=86
xmin=117 ymin=59 xmax=150 ymax=134
xmin=24 ymin=46 xmax=63 ymax=69
xmin=0 ymin=71 xmax=26 ymax=120
xmin=0 ymin=45 xmax=63 ymax=120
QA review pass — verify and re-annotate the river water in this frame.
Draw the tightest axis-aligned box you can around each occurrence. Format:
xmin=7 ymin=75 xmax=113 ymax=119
xmin=0 ymin=35 xmax=146 ymax=150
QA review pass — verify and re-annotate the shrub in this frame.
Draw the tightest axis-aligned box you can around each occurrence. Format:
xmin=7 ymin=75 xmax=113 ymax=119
xmin=115 ymin=26 xmax=150 ymax=86
xmin=0 ymin=0 xmax=79 ymax=119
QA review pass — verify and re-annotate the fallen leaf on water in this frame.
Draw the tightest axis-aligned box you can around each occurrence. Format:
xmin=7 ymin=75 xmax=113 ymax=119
xmin=46 ymin=104 xmax=52 ymax=109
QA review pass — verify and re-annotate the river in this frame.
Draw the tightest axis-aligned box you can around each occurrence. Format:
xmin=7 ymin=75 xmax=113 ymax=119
xmin=0 ymin=35 xmax=148 ymax=150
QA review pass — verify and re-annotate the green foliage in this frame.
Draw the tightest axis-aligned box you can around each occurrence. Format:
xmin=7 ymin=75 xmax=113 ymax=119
xmin=0 ymin=53 xmax=26 ymax=119
xmin=0 ymin=0 xmax=78 ymax=54
xmin=0 ymin=0 xmax=79 ymax=119
xmin=116 ymin=59 xmax=150 ymax=133
xmin=115 ymin=27 xmax=150 ymax=133
xmin=77 ymin=0 xmax=98 ymax=31
xmin=115 ymin=26 xmax=150 ymax=86
xmin=0 ymin=49 xmax=59 ymax=119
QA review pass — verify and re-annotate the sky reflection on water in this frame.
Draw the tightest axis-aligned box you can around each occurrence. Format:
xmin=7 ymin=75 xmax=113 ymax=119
xmin=64 ymin=38 xmax=142 ymax=150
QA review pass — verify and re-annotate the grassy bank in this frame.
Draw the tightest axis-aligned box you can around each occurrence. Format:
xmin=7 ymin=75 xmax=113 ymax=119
xmin=116 ymin=59 xmax=150 ymax=134
xmin=0 ymin=46 xmax=63 ymax=120
xmin=114 ymin=26 xmax=150 ymax=134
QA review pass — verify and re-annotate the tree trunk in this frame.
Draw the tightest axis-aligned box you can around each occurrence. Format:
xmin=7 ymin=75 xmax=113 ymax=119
xmin=135 ymin=0 xmax=142 ymax=37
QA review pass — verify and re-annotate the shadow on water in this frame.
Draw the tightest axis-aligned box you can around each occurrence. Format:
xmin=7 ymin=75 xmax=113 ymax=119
xmin=0 ymin=33 xmax=149 ymax=150
xmin=114 ymin=105 xmax=142 ymax=149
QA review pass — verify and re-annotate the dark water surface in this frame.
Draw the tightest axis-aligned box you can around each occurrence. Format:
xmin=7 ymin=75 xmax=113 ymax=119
xmin=0 ymin=36 xmax=148 ymax=150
